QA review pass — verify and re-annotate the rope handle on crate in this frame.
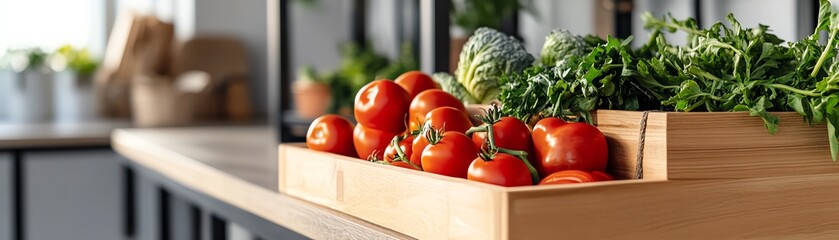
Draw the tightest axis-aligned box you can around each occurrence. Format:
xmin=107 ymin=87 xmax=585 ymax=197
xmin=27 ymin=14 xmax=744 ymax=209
xmin=635 ymin=111 xmax=651 ymax=179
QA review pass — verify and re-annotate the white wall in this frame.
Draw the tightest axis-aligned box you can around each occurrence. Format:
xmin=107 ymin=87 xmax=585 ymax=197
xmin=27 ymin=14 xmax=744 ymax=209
xmin=702 ymin=0 xmax=798 ymax=41
xmin=367 ymin=0 xmax=416 ymax=60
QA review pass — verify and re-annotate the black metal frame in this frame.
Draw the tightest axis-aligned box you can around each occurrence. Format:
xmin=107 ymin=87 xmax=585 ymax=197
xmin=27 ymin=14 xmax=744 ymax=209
xmin=191 ymin=205 xmax=203 ymax=240
xmin=432 ymin=0 xmax=451 ymax=73
xmin=813 ymin=0 xmax=820 ymax=29
xmin=123 ymin=166 xmax=136 ymax=237
xmin=614 ymin=0 xmax=633 ymax=39
xmin=352 ymin=0 xmax=368 ymax=45
xmin=210 ymin=215 xmax=228 ymax=240
xmin=277 ymin=0 xmax=293 ymax=143
xmin=12 ymin=150 xmax=23 ymax=240
xmin=693 ymin=0 xmax=703 ymax=29
xmin=159 ymin=188 xmax=172 ymax=240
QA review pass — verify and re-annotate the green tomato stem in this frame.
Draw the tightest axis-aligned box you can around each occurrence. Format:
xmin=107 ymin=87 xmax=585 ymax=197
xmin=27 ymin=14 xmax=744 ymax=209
xmin=390 ymin=136 xmax=421 ymax=170
xmin=496 ymin=147 xmax=541 ymax=185
xmin=465 ymin=125 xmax=487 ymax=136
xmin=486 ymin=124 xmax=541 ymax=184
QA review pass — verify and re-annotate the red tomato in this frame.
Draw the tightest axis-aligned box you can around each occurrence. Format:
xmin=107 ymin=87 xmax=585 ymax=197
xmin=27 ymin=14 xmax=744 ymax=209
xmin=395 ymin=71 xmax=439 ymax=100
xmin=384 ymin=135 xmax=414 ymax=163
xmin=389 ymin=161 xmax=419 ymax=170
xmin=408 ymin=90 xmax=465 ymax=131
xmin=421 ymin=131 xmax=479 ymax=178
xmin=471 ymin=117 xmax=535 ymax=166
xmin=538 ymin=170 xmax=594 ymax=185
xmin=532 ymin=119 xmax=608 ymax=176
xmin=354 ymin=80 xmax=411 ymax=133
xmin=306 ymin=114 xmax=356 ymax=157
xmin=425 ymin=107 xmax=473 ymax=133
xmin=353 ymin=124 xmax=398 ymax=160
xmin=467 ymin=153 xmax=533 ymax=187
xmin=410 ymin=130 xmax=430 ymax=168
xmin=529 ymin=117 xmax=566 ymax=176
xmin=590 ymin=171 xmax=614 ymax=181
xmin=472 ymin=117 xmax=531 ymax=150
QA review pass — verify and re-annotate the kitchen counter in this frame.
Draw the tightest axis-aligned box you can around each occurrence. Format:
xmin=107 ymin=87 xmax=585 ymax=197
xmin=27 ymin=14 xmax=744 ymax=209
xmin=0 ymin=120 xmax=132 ymax=149
xmin=111 ymin=126 xmax=410 ymax=239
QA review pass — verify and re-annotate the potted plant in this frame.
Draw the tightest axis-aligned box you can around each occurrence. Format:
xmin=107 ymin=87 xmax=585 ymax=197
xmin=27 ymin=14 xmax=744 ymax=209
xmin=292 ymin=65 xmax=333 ymax=119
xmin=1 ymin=48 xmax=54 ymax=122
xmin=50 ymin=45 xmax=100 ymax=121
xmin=293 ymin=41 xmax=417 ymax=119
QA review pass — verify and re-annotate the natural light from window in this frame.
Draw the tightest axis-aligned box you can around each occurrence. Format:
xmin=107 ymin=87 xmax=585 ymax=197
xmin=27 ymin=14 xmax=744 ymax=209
xmin=0 ymin=0 xmax=104 ymax=54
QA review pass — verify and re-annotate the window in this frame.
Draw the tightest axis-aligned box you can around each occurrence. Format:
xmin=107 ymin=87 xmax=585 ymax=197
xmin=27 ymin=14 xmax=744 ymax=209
xmin=0 ymin=0 xmax=106 ymax=54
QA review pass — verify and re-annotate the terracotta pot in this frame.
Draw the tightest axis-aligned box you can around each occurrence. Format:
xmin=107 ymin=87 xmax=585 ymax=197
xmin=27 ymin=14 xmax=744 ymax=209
xmin=292 ymin=80 xmax=332 ymax=119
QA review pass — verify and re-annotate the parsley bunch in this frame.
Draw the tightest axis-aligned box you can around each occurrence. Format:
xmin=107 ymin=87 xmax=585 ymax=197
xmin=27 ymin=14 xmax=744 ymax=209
xmin=641 ymin=0 xmax=839 ymax=159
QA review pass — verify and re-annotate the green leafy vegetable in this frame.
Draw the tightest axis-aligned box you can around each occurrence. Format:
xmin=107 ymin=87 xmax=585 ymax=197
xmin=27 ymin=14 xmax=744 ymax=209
xmin=501 ymin=35 xmax=658 ymax=123
xmin=432 ymin=72 xmax=478 ymax=104
xmin=453 ymin=27 xmax=534 ymax=104
xmin=641 ymin=0 xmax=839 ymax=160
xmin=499 ymin=0 xmax=839 ymax=161
xmin=540 ymin=29 xmax=588 ymax=67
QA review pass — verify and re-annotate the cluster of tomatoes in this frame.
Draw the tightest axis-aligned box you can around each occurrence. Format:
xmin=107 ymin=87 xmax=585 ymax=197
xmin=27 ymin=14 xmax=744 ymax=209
xmin=306 ymin=71 xmax=614 ymax=187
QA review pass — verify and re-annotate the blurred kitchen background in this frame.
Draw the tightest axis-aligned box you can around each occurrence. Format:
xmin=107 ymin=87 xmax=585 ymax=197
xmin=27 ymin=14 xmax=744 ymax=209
xmin=0 ymin=0 xmax=824 ymax=239
xmin=0 ymin=0 xmax=820 ymax=131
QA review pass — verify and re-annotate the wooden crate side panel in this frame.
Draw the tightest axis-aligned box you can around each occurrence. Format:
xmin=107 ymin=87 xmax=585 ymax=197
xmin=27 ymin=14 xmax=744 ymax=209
xmin=665 ymin=112 xmax=839 ymax=179
xmin=505 ymin=174 xmax=839 ymax=239
xmin=279 ymin=145 xmax=506 ymax=240
xmin=595 ymin=110 xmax=668 ymax=180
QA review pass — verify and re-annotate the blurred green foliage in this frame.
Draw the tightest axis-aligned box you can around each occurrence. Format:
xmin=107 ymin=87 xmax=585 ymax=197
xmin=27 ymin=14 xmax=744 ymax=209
xmin=54 ymin=45 xmax=99 ymax=76
xmin=450 ymin=0 xmax=537 ymax=34
xmin=299 ymin=41 xmax=417 ymax=113
xmin=0 ymin=48 xmax=47 ymax=72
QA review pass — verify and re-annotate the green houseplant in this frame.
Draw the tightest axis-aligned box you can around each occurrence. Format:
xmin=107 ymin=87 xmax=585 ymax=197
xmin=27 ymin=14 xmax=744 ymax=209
xmin=1 ymin=48 xmax=54 ymax=122
xmin=51 ymin=45 xmax=99 ymax=76
xmin=50 ymin=45 xmax=101 ymax=121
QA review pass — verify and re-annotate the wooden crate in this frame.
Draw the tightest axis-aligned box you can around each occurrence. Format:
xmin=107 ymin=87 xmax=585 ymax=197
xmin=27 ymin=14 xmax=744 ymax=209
xmin=279 ymin=144 xmax=839 ymax=239
xmin=595 ymin=110 xmax=839 ymax=180
xmin=279 ymin=109 xmax=839 ymax=239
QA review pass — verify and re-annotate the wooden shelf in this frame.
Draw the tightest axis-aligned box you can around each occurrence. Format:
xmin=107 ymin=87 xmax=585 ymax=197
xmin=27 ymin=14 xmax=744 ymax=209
xmin=111 ymin=126 xmax=409 ymax=239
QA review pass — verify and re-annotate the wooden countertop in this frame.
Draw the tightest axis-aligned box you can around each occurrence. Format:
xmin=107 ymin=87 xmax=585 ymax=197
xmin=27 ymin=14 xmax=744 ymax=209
xmin=0 ymin=120 xmax=132 ymax=149
xmin=111 ymin=126 xmax=410 ymax=239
